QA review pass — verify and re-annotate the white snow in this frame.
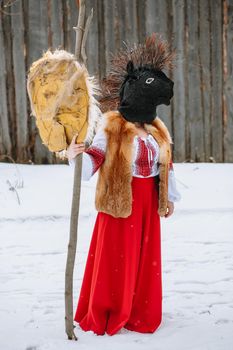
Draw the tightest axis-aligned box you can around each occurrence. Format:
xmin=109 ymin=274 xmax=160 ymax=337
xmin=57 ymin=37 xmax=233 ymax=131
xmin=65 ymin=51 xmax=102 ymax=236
xmin=0 ymin=162 xmax=233 ymax=350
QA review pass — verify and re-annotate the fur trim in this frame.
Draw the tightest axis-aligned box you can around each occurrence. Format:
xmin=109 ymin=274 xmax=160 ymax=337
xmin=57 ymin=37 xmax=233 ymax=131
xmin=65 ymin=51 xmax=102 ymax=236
xmin=145 ymin=117 xmax=172 ymax=216
xmin=84 ymin=74 xmax=102 ymax=146
xmin=95 ymin=111 xmax=172 ymax=217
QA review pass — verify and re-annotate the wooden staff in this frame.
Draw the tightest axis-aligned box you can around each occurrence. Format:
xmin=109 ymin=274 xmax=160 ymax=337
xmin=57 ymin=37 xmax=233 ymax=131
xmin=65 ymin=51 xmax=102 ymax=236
xmin=65 ymin=0 xmax=93 ymax=340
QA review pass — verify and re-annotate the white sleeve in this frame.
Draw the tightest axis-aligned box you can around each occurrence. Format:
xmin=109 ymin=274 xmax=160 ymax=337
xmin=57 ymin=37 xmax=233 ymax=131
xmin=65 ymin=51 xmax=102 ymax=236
xmin=168 ymin=168 xmax=181 ymax=202
xmin=68 ymin=125 xmax=106 ymax=181
xmin=86 ymin=127 xmax=107 ymax=154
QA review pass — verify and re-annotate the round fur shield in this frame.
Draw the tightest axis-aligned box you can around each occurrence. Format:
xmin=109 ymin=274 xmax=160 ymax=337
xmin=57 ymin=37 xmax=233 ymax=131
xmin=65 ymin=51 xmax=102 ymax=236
xmin=27 ymin=50 xmax=101 ymax=153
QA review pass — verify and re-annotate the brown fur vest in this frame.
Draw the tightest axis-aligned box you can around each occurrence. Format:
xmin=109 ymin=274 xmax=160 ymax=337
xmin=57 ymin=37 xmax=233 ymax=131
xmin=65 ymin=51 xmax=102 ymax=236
xmin=95 ymin=111 xmax=172 ymax=218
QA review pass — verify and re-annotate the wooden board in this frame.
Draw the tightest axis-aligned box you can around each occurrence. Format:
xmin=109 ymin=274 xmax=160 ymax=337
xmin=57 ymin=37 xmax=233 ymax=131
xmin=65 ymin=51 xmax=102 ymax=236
xmin=199 ymin=0 xmax=211 ymax=161
xmin=187 ymin=0 xmax=205 ymax=162
xmin=27 ymin=0 xmax=54 ymax=163
xmin=210 ymin=0 xmax=223 ymax=162
xmin=0 ymin=11 xmax=12 ymax=156
xmin=223 ymin=0 xmax=233 ymax=162
xmin=11 ymin=0 xmax=28 ymax=162
xmin=172 ymin=0 xmax=186 ymax=161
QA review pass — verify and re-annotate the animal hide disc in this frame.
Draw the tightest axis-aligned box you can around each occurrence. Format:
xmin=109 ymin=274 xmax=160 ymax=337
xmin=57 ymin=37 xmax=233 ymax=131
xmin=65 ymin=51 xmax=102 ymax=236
xmin=27 ymin=49 xmax=101 ymax=154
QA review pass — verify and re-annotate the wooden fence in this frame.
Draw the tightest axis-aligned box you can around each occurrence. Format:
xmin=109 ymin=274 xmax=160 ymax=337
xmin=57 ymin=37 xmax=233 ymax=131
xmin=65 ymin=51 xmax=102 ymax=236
xmin=0 ymin=0 xmax=232 ymax=163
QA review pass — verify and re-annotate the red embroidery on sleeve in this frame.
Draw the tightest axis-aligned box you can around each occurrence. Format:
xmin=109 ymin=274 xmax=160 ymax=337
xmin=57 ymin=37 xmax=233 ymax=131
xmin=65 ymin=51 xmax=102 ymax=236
xmin=85 ymin=146 xmax=105 ymax=174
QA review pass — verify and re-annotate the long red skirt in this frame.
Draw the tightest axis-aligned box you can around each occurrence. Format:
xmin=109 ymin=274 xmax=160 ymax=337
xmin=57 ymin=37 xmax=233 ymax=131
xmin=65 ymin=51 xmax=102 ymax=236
xmin=74 ymin=176 xmax=162 ymax=335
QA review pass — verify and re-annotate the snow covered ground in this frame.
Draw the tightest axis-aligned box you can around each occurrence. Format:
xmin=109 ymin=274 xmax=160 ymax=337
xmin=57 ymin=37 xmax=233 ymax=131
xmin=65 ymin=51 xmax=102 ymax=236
xmin=0 ymin=162 xmax=233 ymax=350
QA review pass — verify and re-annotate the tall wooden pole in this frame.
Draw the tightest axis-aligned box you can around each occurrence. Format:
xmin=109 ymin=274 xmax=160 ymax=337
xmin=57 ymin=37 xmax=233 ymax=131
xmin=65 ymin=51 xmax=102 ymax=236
xmin=64 ymin=0 xmax=93 ymax=340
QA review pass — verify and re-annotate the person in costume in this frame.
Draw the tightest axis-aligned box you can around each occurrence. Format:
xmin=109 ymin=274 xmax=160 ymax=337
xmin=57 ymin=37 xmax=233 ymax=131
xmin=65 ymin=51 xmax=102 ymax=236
xmin=68 ymin=34 xmax=181 ymax=336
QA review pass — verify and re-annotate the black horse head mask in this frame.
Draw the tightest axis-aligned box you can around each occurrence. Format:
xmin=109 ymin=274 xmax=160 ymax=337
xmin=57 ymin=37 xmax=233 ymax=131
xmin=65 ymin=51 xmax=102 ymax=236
xmin=100 ymin=33 xmax=175 ymax=124
xmin=118 ymin=61 xmax=174 ymax=123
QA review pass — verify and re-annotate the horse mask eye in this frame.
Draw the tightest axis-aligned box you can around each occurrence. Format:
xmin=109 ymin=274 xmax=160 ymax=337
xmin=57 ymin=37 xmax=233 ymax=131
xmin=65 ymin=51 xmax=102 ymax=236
xmin=145 ymin=78 xmax=154 ymax=84
xmin=118 ymin=61 xmax=174 ymax=123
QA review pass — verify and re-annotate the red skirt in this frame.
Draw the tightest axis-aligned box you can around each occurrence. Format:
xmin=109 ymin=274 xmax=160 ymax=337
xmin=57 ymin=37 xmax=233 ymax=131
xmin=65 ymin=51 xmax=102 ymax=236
xmin=74 ymin=176 xmax=162 ymax=335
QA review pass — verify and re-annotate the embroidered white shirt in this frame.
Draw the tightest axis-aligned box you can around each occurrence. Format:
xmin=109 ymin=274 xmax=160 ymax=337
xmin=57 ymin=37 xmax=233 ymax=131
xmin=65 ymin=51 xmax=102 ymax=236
xmin=69 ymin=127 xmax=181 ymax=202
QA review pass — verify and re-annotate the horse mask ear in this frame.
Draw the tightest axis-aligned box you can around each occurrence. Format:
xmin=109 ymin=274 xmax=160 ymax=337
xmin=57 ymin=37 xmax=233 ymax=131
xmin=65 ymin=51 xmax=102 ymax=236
xmin=119 ymin=61 xmax=135 ymax=100
xmin=126 ymin=60 xmax=135 ymax=75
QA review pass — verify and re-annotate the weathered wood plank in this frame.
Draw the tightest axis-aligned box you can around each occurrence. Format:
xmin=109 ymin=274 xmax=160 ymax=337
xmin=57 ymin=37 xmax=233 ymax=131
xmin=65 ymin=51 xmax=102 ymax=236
xmin=136 ymin=0 xmax=146 ymax=43
xmin=97 ymin=0 xmax=106 ymax=78
xmin=115 ymin=0 xmax=126 ymax=50
xmin=85 ymin=0 xmax=99 ymax=76
xmin=223 ymin=0 xmax=233 ymax=162
xmin=104 ymin=0 xmax=138 ymax=75
xmin=103 ymin=0 xmax=116 ymax=73
xmin=199 ymin=0 xmax=211 ymax=161
xmin=171 ymin=0 xmax=186 ymax=162
xmin=50 ymin=0 xmax=64 ymax=49
xmin=145 ymin=0 xmax=161 ymax=34
xmin=0 ymin=11 xmax=12 ymax=156
xmin=2 ymin=10 xmax=16 ymax=160
xmin=210 ymin=0 xmax=223 ymax=162
xmin=11 ymin=0 xmax=28 ymax=162
xmin=187 ymin=0 xmax=204 ymax=161
xmin=64 ymin=0 xmax=78 ymax=52
xmin=27 ymin=0 xmax=54 ymax=164
xmin=123 ymin=0 xmax=138 ymax=45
